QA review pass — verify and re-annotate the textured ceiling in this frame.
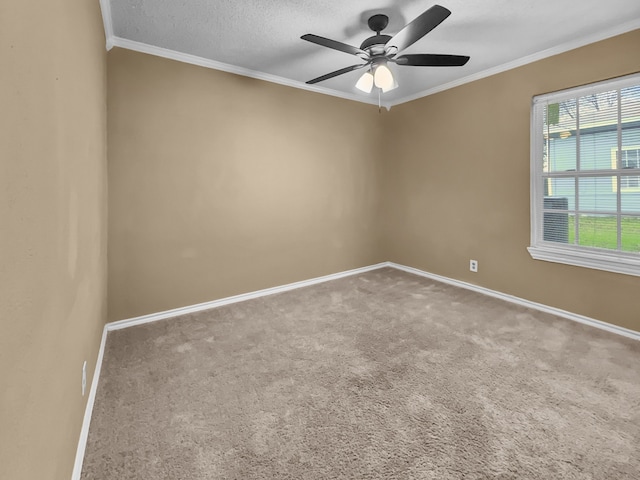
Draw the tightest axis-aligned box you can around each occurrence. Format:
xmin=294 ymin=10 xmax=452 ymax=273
xmin=101 ymin=0 xmax=640 ymax=107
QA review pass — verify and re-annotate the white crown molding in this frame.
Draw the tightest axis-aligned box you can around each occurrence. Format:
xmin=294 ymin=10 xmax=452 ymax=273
xmin=106 ymin=263 xmax=389 ymax=331
xmin=71 ymin=325 xmax=109 ymax=480
xmin=387 ymin=17 xmax=640 ymax=108
xmin=97 ymin=4 xmax=639 ymax=108
xmin=388 ymin=262 xmax=640 ymax=341
xmin=108 ymin=37 xmax=381 ymax=107
xmin=98 ymin=0 xmax=115 ymax=51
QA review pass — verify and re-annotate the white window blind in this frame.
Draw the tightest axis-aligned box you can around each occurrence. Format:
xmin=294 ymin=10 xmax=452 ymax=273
xmin=529 ymin=72 xmax=640 ymax=277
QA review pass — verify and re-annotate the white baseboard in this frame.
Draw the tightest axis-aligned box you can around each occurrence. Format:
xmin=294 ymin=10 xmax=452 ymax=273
xmin=70 ymin=262 xmax=388 ymax=478
xmin=71 ymin=260 xmax=639 ymax=478
xmin=71 ymin=325 xmax=109 ymax=480
xmin=106 ymin=263 xmax=390 ymax=331
xmin=106 ymin=260 xmax=640 ymax=340
xmin=388 ymin=262 xmax=640 ymax=342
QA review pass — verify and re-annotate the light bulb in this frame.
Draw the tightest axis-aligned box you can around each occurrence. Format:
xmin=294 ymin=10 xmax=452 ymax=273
xmin=355 ymin=71 xmax=374 ymax=93
xmin=374 ymin=64 xmax=394 ymax=91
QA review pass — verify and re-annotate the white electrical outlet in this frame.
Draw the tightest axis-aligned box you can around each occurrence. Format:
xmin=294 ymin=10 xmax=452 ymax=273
xmin=82 ymin=361 xmax=87 ymax=396
xmin=470 ymin=259 xmax=478 ymax=272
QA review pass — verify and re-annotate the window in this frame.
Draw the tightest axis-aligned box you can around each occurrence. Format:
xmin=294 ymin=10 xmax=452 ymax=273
xmin=529 ymin=73 xmax=640 ymax=277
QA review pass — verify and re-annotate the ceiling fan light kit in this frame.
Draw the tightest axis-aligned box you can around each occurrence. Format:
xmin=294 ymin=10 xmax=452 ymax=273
xmin=301 ymin=4 xmax=470 ymax=94
xmin=355 ymin=71 xmax=374 ymax=93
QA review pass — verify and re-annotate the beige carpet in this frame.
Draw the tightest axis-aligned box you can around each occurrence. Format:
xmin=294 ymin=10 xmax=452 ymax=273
xmin=81 ymin=268 xmax=640 ymax=479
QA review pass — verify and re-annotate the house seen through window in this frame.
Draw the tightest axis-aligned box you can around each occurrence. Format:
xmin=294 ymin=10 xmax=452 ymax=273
xmin=529 ymin=73 xmax=640 ymax=277
xmin=620 ymin=148 xmax=640 ymax=189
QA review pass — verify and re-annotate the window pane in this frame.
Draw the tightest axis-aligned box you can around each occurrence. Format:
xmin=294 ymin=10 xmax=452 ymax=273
xmin=621 ymin=133 xmax=640 ymax=155
xmin=621 ymin=216 xmax=640 ymax=253
xmin=545 ymin=101 xmax=576 ymax=172
xmin=621 ymin=86 xmax=640 ymax=154
xmin=544 ymin=177 xmax=575 ymax=210
xmin=578 ymin=90 xmax=618 ymax=171
xmin=578 ymin=177 xmax=617 ymax=213
xmin=543 ymin=195 xmax=569 ymax=243
xmin=577 ymin=214 xmax=618 ymax=250
xmin=621 ymin=178 xmax=640 ymax=214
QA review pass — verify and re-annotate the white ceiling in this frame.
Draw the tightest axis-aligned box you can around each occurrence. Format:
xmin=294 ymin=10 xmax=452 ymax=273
xmin=100 ymin=0 xmax=640 ymax=107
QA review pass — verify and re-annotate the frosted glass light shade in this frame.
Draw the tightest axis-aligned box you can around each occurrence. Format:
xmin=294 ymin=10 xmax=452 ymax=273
xmin=374 ymin=64 xmax=394 ymax=91
xmin=381 ymin=75 xmax=398 ymax=93
xmin=355 ymin=71 xmax=374 ymax=93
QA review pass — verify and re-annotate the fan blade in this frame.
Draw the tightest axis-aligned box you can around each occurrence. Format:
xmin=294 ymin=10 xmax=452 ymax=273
xmin=306 ymin=64 xmax=367 ymax=85
xmin=386 ymin=5 xmax=451 ymax=54
xmin=395 ymin=54 xmax=470 ymax=66
xmin=301 ymin=34 xmax=369 ymax=59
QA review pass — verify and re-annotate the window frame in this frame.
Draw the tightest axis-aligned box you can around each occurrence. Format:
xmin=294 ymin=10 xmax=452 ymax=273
xmin=528 ymin=72 xmax=640 ymax=278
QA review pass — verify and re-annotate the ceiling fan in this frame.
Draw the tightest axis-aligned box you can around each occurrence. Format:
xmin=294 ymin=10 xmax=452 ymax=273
xmin=301 ymin=4 xmax=470 ymax=93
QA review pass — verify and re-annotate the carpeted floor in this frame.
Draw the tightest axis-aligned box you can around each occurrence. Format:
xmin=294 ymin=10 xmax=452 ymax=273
xmin=81 ymin=268 xmax=640 ymax=479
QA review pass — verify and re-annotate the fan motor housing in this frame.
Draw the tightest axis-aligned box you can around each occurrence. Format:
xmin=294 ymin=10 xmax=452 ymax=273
xmin=360 ymin=34 xmax=391 ymax=54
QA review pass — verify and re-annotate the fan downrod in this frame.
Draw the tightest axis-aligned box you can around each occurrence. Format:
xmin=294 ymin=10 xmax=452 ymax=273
xmin=367 ymin=14 xmax=389 ymax=34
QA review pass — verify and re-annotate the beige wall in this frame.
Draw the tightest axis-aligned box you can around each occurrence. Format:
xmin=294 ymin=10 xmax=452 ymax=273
xmin=107 ymin=49 xmax=384 ymax=321
xmin=382 ymin=29 xmax=640 ymax=331
xmin=108 ymin=32 xmax=640 ymax=329
xmin=0 ymin=1 xmax=107 ymax=479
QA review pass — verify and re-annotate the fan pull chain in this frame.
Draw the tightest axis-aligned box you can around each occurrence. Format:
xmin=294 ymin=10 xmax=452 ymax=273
xmin=378 ymin=89 xmax=381 ymax=113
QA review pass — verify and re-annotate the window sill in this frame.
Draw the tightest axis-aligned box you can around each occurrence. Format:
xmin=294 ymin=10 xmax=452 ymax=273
xmin=528 ymin=244 xmax=640 ymax=277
